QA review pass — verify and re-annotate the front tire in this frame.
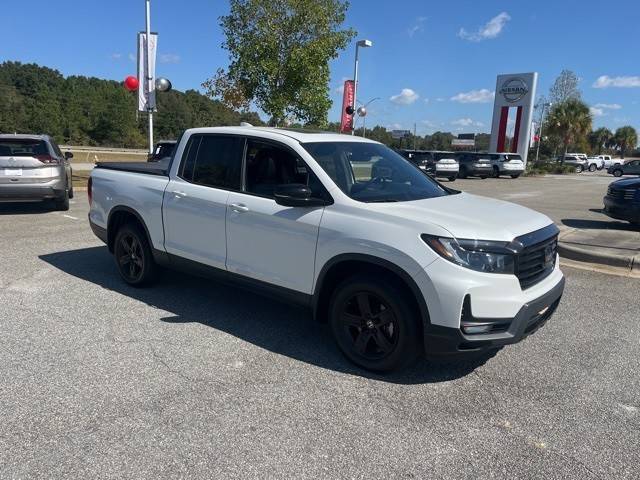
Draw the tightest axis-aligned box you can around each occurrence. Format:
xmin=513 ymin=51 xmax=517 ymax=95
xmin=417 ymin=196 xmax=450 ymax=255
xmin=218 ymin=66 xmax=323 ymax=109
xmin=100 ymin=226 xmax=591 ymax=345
xmin=575 ymin=165 xmax=584 ymax=173
xmin=510 ymin=174 xmax=520 ymax=179
xmin=329 ymin=275 xmax=421 ymax=372
xmin=588 ymin=164 xmax=596 ymax=172
xmin=113 ymin=223 xmax=157 ymax=287
xmin=613 ymin=169 xmax=623 ymax=177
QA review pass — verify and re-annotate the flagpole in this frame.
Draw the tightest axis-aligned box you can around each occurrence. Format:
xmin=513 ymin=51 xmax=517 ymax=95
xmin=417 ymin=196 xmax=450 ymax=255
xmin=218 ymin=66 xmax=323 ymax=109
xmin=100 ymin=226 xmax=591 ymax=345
xmin=145 ymin=0 xmax=153 ymax=154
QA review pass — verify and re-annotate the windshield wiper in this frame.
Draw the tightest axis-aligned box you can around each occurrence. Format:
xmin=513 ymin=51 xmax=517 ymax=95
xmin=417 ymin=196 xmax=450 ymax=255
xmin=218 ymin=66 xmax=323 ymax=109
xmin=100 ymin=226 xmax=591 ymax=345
xmin=367 ymin=198 xmax=399 ymax=203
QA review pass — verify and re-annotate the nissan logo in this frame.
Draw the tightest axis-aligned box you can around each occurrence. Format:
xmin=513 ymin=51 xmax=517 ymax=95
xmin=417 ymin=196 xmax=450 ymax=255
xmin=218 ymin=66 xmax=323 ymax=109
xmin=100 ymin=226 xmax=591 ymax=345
xmin=500 ymin=78 xmax=529 ymax=103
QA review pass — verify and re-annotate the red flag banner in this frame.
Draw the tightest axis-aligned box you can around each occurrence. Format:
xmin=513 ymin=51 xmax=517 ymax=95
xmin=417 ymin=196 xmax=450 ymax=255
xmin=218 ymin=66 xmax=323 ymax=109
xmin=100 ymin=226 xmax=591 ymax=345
xmin=340 ymin=80 xmax=355 ymax=133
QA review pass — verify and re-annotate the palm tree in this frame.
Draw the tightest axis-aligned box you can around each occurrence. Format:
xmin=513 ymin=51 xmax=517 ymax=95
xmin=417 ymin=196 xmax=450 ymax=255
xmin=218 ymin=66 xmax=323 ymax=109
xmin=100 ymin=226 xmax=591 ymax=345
xmin=546 ymin=99 xmax=592 ymax=157
xmin=589 ymin=127 xmax=613 ymax=154
xmin=613 ymin=126 xmax=638 ymax=159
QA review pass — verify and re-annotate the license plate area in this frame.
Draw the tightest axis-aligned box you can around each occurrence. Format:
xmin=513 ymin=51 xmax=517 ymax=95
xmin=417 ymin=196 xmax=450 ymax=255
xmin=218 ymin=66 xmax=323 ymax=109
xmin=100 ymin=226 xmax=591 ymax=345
xmin=4 ymin=168 xmax=23 ymax=176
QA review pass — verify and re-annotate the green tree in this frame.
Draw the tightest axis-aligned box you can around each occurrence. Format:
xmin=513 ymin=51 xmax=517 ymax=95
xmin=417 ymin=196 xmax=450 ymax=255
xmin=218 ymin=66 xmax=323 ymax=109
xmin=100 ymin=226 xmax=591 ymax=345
xmin=589 ymin=127 xmax=613 ymax=155
xmin=613 ymin=126 xmax=638 ymax=158
xmin=203 ymin=0 xmax=355 ymax=126
xmin=546 ymin=99 xmax=592 ymax=156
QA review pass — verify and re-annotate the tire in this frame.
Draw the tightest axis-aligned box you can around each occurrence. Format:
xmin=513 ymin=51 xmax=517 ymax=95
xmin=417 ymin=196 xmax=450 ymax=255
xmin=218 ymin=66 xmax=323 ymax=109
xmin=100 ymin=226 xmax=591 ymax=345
xmin=480 ymin=176 xmax=488 ymax=180
xmin=329 ymin=275 xmax=421 ymax=372
xmin=113 ymin=223 xmax=157 ymax=287
xmin=54 ymin=189 xmax=70 ymax=211
xmin=458 ymin=166 xmax=467 ymax=179
xmin=588 ymin=164 xmax=596 ymax=172
xmin=575 ymin=165 xmax=583 ymax=173
xmin=491 ymin=166 xmax=500 ymax=178
xmin=613 ymin=169 xmax=623 ymax=177
xmin=68 ymin=174 xmax=74 ymax=199
xmin=510 ymin=174 xmax=520 ymax=179
xmin=448 ymin=176 xmax=456 ymax=182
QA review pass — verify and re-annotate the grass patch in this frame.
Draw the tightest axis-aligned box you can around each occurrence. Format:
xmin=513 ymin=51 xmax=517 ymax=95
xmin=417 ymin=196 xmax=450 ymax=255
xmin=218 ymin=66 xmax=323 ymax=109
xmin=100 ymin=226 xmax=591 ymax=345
xmin=525 ymin=162 xmax=578 ymax=176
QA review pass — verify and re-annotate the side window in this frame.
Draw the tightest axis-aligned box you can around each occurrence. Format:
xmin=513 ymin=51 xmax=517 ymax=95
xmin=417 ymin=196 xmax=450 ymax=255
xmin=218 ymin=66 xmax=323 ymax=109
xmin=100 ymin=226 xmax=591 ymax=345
xmin=50 ymin=141 xmax=63 ymax=159
xmin=179 ymin=135 xmax=201 ymax=181
xmin=245 ymin=140 xmax=326 ymax=199
xmin=183 ymin=135 xmax=244 ymax=189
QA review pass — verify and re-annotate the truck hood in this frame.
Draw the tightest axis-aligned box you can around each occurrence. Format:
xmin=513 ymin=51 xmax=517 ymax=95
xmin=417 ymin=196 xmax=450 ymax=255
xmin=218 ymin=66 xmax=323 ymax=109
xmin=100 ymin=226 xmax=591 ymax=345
xmin=368 ymin=192 xmax=553 ymax=241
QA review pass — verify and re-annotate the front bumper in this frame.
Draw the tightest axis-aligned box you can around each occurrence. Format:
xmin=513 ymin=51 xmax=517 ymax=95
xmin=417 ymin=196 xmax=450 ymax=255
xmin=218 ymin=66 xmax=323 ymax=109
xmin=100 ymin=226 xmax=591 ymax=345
xmin=603 ymin=196 xmax=640 ymax=223
xmin=424 ymin=276 xmax=565 ymax=355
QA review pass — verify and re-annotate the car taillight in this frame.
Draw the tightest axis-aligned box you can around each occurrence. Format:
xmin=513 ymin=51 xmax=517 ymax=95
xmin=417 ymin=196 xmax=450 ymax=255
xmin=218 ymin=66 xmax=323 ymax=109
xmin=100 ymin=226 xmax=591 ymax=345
xmin=35 ymin=154 xmax=60 ymax=164
xmin=87 ymin=177 xmax=93 ymax=206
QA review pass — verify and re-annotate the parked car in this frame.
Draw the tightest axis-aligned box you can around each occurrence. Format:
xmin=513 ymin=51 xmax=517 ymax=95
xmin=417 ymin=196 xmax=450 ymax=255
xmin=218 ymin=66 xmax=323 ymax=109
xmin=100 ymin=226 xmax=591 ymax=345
xmin=608 ymin=159 xmax=640 ymax=177
xmin=603 ymin=178 xmax=640 ymax=226
xmin=398 ymin=150 xmax=459 ymax=181
xmin=453 ymin=152 xmax=493 ymax=179
xmin=148 ymin=140 xmax=177 ymax=162
xmin=585 ymin=156 xmax=604 ymax=172
xmin=88 ymin=126 xmax=565 ymax=372
xmin=600 ymin=155 xmax=622 ymax=169
xmin=481 ymin=153 xmax=525 ymax=178
xmin=557 ymin=155 xmax=588 ymax=173
xmin=0 ymin=134 xmax=73 ymax=210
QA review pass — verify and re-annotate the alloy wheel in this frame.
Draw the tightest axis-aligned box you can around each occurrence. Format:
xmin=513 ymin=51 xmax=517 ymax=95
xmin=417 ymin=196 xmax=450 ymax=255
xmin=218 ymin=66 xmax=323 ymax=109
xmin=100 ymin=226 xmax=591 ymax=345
xmin=117 ymin=234 xmax=144 ymax=282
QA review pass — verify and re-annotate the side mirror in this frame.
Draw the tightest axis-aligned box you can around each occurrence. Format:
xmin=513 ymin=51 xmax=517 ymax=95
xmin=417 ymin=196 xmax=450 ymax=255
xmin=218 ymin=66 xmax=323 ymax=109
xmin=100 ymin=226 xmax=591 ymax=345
xmin=274 ymin=184 xmax=328 ymax=207
xmin=64 ymin=151 xmax=74 ymax=159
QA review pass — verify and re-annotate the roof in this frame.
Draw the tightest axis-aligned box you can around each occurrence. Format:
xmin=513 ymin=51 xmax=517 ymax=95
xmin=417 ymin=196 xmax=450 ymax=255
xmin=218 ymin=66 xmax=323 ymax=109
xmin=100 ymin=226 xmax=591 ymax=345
xmin=0 ymin=133 xmax=50 ymax=140
xmin=183 ymin=126 xmax=379 ymax=144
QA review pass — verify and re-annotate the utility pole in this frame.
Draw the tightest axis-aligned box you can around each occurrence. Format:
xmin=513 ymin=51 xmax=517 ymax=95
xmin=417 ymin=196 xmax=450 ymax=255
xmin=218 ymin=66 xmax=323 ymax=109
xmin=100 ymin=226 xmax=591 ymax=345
xmin=413 ymin=123 xmax=417 ymax=150
xmin=535 ymin=102 xmax=552 ymax=164
xmin=145 ymin=0 xmax=154 ymax=154
xmin=351 ymin=40 xmax=372 ymax=135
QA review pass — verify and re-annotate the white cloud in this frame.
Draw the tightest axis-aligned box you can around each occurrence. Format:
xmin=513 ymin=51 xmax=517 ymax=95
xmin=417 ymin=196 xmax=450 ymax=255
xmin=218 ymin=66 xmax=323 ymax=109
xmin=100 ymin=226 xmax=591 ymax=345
xmin=407 ymin=16 xmax=427 ymax=37
xmin=594 ymin=103 xmax=622 ymax=110
xmin=390 ymin=88 xmax=419 ymax=105
xmin=451 ymin=118 xmax=484 ymax=127
xmin=109 ymin=53 xmax=122 ymax=60
xmin=593 ymin=75 xmax=640 ymax=88
xmin=459 ymin=12 xmax=511 ymax=42
xmin=589 ymin=107 xmax=605 ymax=117
xmin=450 ymin=89 xmax=495 ymax=103
xmin=159 ymin=53 xmax=181 ymax=64
xmin=436 ymin=97 xmax=445 ymax=102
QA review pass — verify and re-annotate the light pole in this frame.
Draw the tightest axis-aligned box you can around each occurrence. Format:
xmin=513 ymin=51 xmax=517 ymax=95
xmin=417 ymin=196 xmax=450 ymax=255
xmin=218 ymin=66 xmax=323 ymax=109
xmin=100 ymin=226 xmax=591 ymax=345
xmin=352 ymin=39 xmax=373 ymax=135
xmin=356 ymin=97 xmax=380 ymax=138
xmin=534 ymin=102 xmax=552 ymax=164
xmin=145 ymin=0 xmax=154 ymax=154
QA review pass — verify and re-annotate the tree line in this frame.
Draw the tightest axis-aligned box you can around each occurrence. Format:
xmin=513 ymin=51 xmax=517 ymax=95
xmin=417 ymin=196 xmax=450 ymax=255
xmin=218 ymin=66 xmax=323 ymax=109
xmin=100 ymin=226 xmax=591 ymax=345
xmin=0 ymin=61 xmax=262 ymax=148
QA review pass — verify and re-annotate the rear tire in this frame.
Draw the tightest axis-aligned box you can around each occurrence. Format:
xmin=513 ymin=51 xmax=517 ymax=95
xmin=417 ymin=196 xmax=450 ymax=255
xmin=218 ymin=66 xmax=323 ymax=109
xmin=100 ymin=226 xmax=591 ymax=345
xmin=575 ymin=165 xmax=583 ymax=173
xmin=448 ymin=176 xmax=456 ymax=182
xmin=113 ymin=223 xmax=157 ymax=287
xmin=588 ymin=164 xmax=596 ymax=172
xmin=329 ymin=275 xmax=421 ymax=373
xmin=54 ymin=190 xmax=70 ymax=211
xmin=492 ymin=166 xmax=500 ymax=178
xmin=510 ymin=174 xmax=520 ymax=179
xmin=458 ymin=166 xmax=467 ymax=179
xmin=613 ymin=169 xmax=623 ymax=177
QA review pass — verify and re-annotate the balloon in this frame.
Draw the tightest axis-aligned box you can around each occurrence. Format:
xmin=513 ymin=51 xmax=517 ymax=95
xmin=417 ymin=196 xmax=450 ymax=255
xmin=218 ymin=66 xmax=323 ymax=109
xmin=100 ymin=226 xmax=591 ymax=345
xmin=155 ymin=77 xmax=172 ymax=92
xmin=124 ymin=76 xmax=139 ymax=91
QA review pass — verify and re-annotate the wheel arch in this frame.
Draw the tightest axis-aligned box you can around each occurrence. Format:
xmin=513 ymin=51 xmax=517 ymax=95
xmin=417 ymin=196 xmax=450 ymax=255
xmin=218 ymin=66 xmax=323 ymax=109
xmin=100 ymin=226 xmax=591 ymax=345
xmin=106 ymin=206 xmax=154 ymax=254
xmin=312 ymin=254 xmax=431 ymax=335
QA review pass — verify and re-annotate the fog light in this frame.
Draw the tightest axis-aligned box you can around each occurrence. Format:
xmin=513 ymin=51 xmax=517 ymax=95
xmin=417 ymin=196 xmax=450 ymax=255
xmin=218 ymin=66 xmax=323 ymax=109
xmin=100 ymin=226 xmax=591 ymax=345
xmin=461 ymin=323 xmax=493 ymax=334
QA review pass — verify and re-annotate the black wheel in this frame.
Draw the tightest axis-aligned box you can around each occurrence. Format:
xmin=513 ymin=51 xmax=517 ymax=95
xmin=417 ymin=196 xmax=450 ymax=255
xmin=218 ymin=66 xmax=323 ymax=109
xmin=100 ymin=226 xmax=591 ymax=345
xmin=329 ymin=275 xmax=421 ymax=372
xmin=458 ymin=166 xmax=467 ymax=179
xmin=613 ymin=169 xmax=623 ymax=177
xmin=68 ymin=174 xmax=74 ymax=199
xmin=575 ymin=165 xmax=583 ymax=173
xmin=492 ymin=166 xmax=500 ymax=178
xmin=480 ymin=176 xmax=488 ymax=179
xmin=510 ymin=174 xmax=520 ymax=179
xmin=448 ymin=176 xmax=456 ymax=182
xmin=588 ymin=164 xmax=596 ymax=172
xmin=54 ymin=189 xmax=70 ymax=211
xmin=113 ymin=223 xmax=157 ymax=287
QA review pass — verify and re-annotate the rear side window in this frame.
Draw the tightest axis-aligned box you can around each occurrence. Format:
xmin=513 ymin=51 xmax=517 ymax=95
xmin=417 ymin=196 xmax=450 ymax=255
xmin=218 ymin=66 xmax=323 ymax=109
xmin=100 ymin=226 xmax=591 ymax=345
xmin=179 ymin=135 xmax=244 ymax=189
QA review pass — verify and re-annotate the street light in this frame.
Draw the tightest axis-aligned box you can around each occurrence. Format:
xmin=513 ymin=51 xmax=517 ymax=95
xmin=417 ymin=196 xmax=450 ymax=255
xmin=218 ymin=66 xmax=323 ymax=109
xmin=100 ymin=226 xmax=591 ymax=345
xmin=356 ymin=97 xmax=380 ymax=138
xmin=535 ymin=102 xmax=552 ymax=163
xmin=352 ymin=39 xmax=373 ymax=135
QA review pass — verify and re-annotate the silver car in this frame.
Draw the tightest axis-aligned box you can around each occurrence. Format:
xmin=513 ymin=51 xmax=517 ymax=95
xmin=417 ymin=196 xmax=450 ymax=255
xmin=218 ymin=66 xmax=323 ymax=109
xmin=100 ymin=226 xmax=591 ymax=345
xmin=0 ymin=134 xmax=73 ymax=210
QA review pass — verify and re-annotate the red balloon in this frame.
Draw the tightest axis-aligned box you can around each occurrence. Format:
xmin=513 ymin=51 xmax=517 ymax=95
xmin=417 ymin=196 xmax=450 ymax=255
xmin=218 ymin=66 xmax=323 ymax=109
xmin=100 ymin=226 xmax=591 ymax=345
xmin=124 ymin=76 xmax=139 ymax=91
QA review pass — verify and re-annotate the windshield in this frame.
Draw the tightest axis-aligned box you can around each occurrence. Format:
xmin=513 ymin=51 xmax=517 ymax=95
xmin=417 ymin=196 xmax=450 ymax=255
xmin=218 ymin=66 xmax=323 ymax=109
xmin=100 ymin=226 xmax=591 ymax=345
xmin=302 ymin=142 xmax=449 ymax=203
xmin=0 ymin=139 xmax=48 ymax=157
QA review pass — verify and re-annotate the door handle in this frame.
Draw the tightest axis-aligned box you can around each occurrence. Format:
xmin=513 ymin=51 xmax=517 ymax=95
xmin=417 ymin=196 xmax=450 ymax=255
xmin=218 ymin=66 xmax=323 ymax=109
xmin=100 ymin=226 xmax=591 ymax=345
xmin=172 ymin=190 xmax=187 ymax=199
xmin=230 ymin=203 xmax=249 ymax=213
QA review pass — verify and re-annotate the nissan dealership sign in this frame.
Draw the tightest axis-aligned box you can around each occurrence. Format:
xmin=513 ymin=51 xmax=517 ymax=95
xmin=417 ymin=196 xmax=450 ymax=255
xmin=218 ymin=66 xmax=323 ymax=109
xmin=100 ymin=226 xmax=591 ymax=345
xmin=499 ymin=77 xmax=529 ymax=103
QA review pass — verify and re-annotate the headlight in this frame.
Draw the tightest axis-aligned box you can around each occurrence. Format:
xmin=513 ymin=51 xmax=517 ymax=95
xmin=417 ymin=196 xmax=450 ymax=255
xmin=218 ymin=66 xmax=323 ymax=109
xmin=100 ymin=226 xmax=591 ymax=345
xmin=421 ymin=235 xmax=515 ymax=274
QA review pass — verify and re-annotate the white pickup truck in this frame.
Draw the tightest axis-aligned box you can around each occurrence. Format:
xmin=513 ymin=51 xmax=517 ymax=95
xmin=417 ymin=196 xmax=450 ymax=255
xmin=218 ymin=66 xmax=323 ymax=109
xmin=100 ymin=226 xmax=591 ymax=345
xmin=88 ymin=127 xmax=565 ymax=372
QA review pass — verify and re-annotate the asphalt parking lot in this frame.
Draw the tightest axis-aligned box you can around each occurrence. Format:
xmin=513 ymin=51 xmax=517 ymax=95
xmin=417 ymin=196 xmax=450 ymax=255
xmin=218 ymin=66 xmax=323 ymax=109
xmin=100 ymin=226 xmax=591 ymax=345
xmin=1 ymin=179 xmax=639 ymax=479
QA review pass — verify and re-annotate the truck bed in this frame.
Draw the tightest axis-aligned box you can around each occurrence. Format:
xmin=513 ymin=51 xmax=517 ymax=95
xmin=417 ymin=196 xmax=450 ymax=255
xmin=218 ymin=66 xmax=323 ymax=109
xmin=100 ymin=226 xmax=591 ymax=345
xmin=94 ymin=161 xmax=169 ymax=177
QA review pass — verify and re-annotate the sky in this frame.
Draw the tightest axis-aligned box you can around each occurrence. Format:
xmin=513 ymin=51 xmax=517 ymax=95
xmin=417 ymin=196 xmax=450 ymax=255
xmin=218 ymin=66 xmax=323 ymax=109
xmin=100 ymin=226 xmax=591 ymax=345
xmin=1 ymin=0 xmax=639 ymax=136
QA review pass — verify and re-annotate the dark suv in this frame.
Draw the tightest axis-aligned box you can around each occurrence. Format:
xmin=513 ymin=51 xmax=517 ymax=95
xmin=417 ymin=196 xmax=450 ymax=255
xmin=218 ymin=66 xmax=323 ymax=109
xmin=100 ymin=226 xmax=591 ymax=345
xmin=397 ymin=150 xmax=459 ymax=181
xmin=608 ymin=159 xmax=640 ymax=178
xmin=603 ymin=178 xmax=640 ymax=226
xmin=453 ymin=152 xmax=493 ymax=179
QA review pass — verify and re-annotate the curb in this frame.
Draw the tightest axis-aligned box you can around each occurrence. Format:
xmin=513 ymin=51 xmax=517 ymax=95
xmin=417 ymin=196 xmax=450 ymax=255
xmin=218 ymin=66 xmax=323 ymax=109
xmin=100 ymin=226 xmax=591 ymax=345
xmin=558 ymin=241 xmax=639 ymax=275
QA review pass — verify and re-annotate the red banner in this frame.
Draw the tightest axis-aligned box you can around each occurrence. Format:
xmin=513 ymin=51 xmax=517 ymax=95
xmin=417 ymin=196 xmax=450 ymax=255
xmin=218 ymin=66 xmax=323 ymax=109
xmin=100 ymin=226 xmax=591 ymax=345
xmin=340 ymin=80 xmax=355 ymax=133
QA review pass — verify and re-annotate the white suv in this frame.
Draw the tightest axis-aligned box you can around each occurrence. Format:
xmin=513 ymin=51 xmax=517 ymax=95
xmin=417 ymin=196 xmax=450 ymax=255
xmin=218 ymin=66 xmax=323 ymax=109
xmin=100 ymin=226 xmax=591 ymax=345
xmin=89 ymin=127 xmax=565 ymax=372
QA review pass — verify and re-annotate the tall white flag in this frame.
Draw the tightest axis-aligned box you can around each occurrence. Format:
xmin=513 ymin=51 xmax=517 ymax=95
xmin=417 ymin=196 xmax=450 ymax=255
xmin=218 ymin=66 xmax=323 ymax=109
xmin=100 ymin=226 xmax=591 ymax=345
xmin=137 ymin=32 xmax=158 ymax=112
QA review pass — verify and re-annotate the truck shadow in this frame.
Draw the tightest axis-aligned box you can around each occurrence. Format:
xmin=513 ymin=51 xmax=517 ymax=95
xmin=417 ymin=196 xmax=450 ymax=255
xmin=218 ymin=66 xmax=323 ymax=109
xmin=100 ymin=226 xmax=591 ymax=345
xmin=0 ymin=202 xmax=55 ymax=215
xmin=39 ymin=246 xmax=495 ymax=385
xmin=562 ymin=218 xmax=639 ymax=232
